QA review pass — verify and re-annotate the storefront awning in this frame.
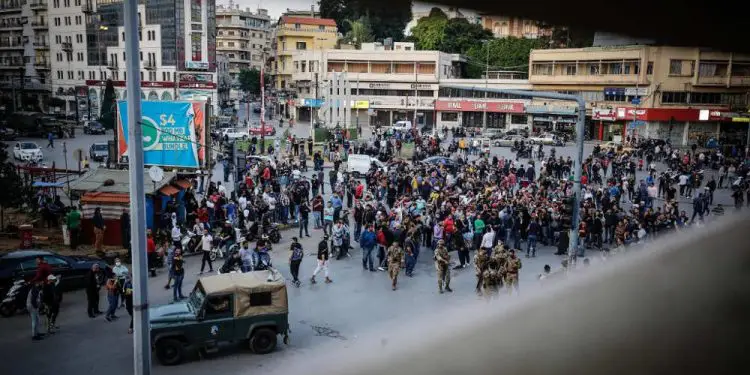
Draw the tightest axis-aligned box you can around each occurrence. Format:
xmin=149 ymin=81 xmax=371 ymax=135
xmin=173 ymin=179 xmax=192 ymax=189
xmin=159 ymin=185 xmax=180 ymax=196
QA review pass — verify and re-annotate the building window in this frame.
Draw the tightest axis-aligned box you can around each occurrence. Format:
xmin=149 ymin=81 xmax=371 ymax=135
xmin=54 ymin=18 xmax=60 ymax=26
xmin=605 ymin=63 xmax=622 ymax=74
xmin=589 ymin=64 xmax=600 ymax=75
xmin=191 ymin=0 xmax=202 ymax=22
xmin=565 ymin=65 xmax=576 ymax=75
xmin=669 ymin=60 xmax=682 ymax=75
xmin=53 ymin=0 xmax=59 ymax=7
xmin=191 ymin=34 xmax=202 ymax=61
xmin=604 ymin=92 xmax=626 ymax=102
xmin=690 ymin=92 xmax=722 ymax=105
xmin=318 ymin=25 xmax=324 ymax=30
xmin=67 ymin=71 xmax=73 ymax=79
xmin=661 ymin=91 xmax=688 ymax=104
xmin=532 ymin=63 xmax=552 ymax=75
xmin=441 ymin=112 xmax=458 ymax=121
xmin=64 ymin=16 xmax=71 ymax=26
xmin=57 ymin=71 xmax=63 ymax=79
xmin=75 ymin=15 xmax=81 ymax=25
xmin=296 ymin=41 xmax=306 ymax=50
xmin=76 ymin=34 xmax=83 ymax=43
xmin=63 ymin=0 xmax=69 ymax=6
xmin=294 ymin=23 xmax=300 ymax=29
xmin=75 ymin=0 xmax=80 ymax=5
xmin=511 ymin=114 xmax=528 ymax=124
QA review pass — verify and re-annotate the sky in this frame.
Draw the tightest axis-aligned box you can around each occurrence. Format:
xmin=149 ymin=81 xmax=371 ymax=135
xmin=225 ymin=0 xmax=478 ymax=20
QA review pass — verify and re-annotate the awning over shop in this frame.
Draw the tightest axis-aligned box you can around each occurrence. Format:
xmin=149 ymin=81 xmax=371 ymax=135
xmin=173 ymin=179 xmax=192 ymax=189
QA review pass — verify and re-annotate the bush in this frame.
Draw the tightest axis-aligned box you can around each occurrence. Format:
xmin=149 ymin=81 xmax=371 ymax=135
xmin=313 ymin=127 xmax=358 ymax=143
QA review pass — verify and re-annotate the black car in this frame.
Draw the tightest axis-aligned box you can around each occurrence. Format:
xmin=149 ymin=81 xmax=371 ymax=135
xmin=420 ymin=156 xmax=459 ymax=171
xmin=0 ymin=250 xmax=110 ymax=297
xmin=83 ymin=121 xmax=106 ymax=135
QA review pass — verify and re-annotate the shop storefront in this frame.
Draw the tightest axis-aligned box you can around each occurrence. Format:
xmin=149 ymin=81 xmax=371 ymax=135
xmin=613 ymin=107 xmax=732 ymax=146
xmin=296 ymin=98 xmax=323 ymax=122
xmin=434 ymin=99 xmax=528 ymax=130
xmin=592 ymin=107 xmax=618 ymax=141
xmin=527 ymin=104 xmax=577 ymax=135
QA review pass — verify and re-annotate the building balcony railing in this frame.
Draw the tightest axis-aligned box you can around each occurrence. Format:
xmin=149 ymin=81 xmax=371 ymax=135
xmin=29 ymin=0 xmax=48 ymax=10
xmin=33 ymin=41 xmax=49 ymax=49
xmin=278 ymin=26 xmax=336 ymax=34
xmin=81 ymin=2 xmax=93 ymax=14
xmin=0 ymin=42 xmax=23 ymax=50
xmin=0 ymin=60 xmax=24 ymax=68
xmin=0 ymin=22 xmax=23 ymax=29
xmin=529 ymin=73 xmax=647 ymax=85
xmin=31 ymin=20 xmax=47 ymax=29
xmin=61 ymin=42 xmax=73 ymax=52
xmin=730 ymin=76 xmax=750 ymax=87
xmin=695 ymin=75 xmax=727 ymax=86
xmin=0 ymin=2 xmax=22 ymax=13
xmin=107 ymin=61 xmax=118 ymax=70
xmin=34 ymin=60 xmax=51 ymax=69
xmin=144 ymin=60 xmax=156 ymax=70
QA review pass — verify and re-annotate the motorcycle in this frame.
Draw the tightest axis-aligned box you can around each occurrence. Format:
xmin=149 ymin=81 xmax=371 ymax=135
xmin=180 ymin=230 xmax=202 ymax=255
xmin=0 ymin=279 xmax=28 ymax=317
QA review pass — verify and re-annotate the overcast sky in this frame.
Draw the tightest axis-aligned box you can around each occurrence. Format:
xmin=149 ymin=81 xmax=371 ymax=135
xmin=224 ymin=0 xmax=474 ymax=20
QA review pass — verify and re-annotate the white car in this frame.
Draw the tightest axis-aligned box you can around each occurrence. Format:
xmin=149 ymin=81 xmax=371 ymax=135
xmin=221 ymin=128 xmax=248 ymax=141
xmin=13 ymin=142 xmax=43 ymax=162
xmin=347 ymin=154 xmax=386 ymax=177
xmin=529 ymin=133 xmax=560 ymax=145
xmin=390 ymin=120 xmax=413 ymax=132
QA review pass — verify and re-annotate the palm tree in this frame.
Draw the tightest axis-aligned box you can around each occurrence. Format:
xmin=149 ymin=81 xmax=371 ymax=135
xmin=344 ymin=17 xmax=374 ymax=48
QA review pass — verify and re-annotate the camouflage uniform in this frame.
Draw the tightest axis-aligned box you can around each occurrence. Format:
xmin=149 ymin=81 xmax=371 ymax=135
xmin=386 ymin=244 xmax=404 ymax=290
xmin=491 ymin=246 xmax=509 ymax=289
xmin=483 ymin=259 xmax=498 ymax=292
xmin=474 ymin=248 xmax=489 ymax=291
xmin=434 ymin=243 xmax=452 ymax=293
xmin=505 ymin=254 xmax=522 ymax=295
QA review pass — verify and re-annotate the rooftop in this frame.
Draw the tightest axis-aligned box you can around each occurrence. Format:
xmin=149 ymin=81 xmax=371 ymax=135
xmin=279 ymin=16 xmax=336 ymax=27
xmin=69 ymin=168 xmax=176 ymax=195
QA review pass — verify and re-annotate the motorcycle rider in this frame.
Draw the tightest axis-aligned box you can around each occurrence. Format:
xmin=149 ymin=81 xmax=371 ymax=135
xmin=220 ymin=251 xmax=243 ymax=274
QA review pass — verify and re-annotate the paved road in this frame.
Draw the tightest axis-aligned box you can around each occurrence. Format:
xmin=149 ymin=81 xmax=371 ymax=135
xmin=0 ymin=117 xmax=739 ymax=375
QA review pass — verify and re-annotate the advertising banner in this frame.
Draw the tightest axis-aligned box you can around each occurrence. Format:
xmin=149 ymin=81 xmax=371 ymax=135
xmin=116 ymin=101 xmax=206 ymax=168
xmin=434 ymin=99 xmax=525 ymax=113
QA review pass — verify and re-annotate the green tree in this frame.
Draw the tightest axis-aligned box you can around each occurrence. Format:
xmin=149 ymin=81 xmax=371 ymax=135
xmin=238 ymin=68 xmax=269 ymax=97
xmin=0 ymin=142 xmax=30 ymax=230
xmin=320 ymin=0 xmax=412 ymax=41
xmin=99 ymin=79 xmax=116 ymax=130
xmin=536 ymin=21 xmax=594 ymax=48
xmin=465 ymin=37 xmax=543 ymax=78
xmin=438 ymin=18 xmax=493 ymax=54
xmin=409 ymin=7 xmax=448 ymax=50
xmin=343 ymin=16 xmax=374 ymax=48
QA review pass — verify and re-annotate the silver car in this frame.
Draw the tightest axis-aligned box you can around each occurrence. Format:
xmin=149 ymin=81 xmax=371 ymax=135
xmin=89 ymin=142 xmax=109 ymax=162
xmin=13 ymin=142 xmax=43 ymax=162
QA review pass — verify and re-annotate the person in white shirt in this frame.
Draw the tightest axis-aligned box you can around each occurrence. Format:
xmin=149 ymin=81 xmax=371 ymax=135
xmin=200 ymin=229 xmax=214 ymax=274
xmin=171 ymin=225 xmax=182 ymax=249
xmin=481 ymin=226 xmax=495 ymax=255
xmin=238 ymin=195 xmax=247 ymax=211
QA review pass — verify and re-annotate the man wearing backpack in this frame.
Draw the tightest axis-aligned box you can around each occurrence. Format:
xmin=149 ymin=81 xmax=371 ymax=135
xmin=360 ymin=225 xmax=377 ymax=272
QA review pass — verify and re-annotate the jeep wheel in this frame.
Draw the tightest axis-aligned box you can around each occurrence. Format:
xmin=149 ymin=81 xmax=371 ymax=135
xmin=155 ymin=338 xmax=185 ymax=366
xmin=250 ymin=328 xmax=277 ymax=354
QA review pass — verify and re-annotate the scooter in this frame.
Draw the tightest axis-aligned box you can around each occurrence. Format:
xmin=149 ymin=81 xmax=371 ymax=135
xmin=0 ymin=279 xmax=28 ymax=317
xmin=180 ymin=230 xmax=202 ymax=255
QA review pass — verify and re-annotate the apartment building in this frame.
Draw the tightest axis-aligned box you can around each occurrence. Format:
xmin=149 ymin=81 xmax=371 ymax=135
xmin=529 ymin=45 xmax=750 ymax=145
xmin=273 ymin=15 xmax=337 ymax=91
xmin=480 ymin=14 xmax=545 ymax=39
xmin=49 ymin=0 xmax=217 ymax=117
xmin=216 ymin=4 xmax=270 ymax=79
xmin=0 ymin=0 xmax=51 ymax=110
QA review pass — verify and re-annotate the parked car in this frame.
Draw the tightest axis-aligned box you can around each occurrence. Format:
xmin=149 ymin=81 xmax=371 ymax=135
xmin=504 ymin=128 xmax=530 ymax=138
xmin=529 ymin=133 xmax=561 ymax=145
xmin=390 ymin=120 xmax=412 ymax=132
xmin=249 ymin=125 xmax=275 ymax=136
xmin=419 ymin=156 xmax=459 ymax=172
xmin=89 ymin=142 xmax=109 ymax=162
xmin=221 ymin=128 xmax=249 ymax=141
xmin=493 ymin=135 xmax=526 ymax=147
xmin=12 ymin=142 xmax=43 ymax=162
xmin=0 ymin=250 xmax=111 ymax=298
xmin=347 ymin=154 xmax=386 ymax=177
xmin=150 ymin=272 xmax=290 ymax=366
xmin=83 ymin=121 xmax=106 ymax=135
xmin=0 ymin=127 xmax=16 ymax=140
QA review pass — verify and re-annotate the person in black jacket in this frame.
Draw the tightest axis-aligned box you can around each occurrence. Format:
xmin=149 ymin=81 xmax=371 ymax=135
xmin=85 ymin=264 xmax=104 ymax=318
xmin=42 ymin=275 xmax=61 ymax=334
xmin=311 ymin=236 xmax=332 ymax=284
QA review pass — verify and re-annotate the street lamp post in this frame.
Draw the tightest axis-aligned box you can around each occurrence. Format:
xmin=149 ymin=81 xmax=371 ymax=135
xmin=482 ymin=40 xmax=490 ymax=130
xmin=97 ymin=25 xmax=109 ymax=119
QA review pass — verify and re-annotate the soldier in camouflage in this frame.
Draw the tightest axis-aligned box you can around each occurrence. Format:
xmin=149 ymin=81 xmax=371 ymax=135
xmin=434 ymin=240 xmax=452 ymax=293
xmin=386 ymin=242 xmax=404 ymax=291
xmin=474 ymin=247 xmax=489 ymax=292
xmin=504 ymin=249 xmax=522 ymax=295
xmin=491 ymin=244 xmax=509 ymax=289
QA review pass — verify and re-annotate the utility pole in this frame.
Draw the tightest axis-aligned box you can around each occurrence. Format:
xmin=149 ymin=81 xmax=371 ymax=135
xmin=413 ymin=63 xmax=418 ymax=127
xmin=124 ymin=0 xmax=151 ymax=373
xmin=260 ymin=51 xmax=265 ymax=154
xmin=62 ymin=142 xmax=70 ymax=192
xmin=483 ymin=41 xmax=489 ymax=129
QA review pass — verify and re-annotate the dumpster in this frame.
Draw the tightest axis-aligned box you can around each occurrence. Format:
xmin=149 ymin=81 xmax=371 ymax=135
xmin=19 ymin=224 xmax=33 ymax=249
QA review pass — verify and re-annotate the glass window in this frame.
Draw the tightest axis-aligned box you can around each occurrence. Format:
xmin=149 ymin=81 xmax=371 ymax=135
xmin=249 ymin=292 xmax=272 ymax=306
xmin=191 ymin=34 xmax=202 ymax=61
xmin=647 ymin=62 xmax=653 ymax=75
xmin=669 ymin=60 xmax=682 ymax=75
xmin=511 ymin=114 xmax=528 ymax=124
xmin=191 ymin=0 xmax=202 ymax=22
xmin=661 ymin=91 xmax=688 ymax=104
xmin=441 ymin=112 xmax=458 ymax=121
xmin=296 ymin=41 xmax=306 ymax=50
xmin=17 ymin=258 xmax=37 ymax=271
xmin=43 ymin=256 xmax=69 ymax=267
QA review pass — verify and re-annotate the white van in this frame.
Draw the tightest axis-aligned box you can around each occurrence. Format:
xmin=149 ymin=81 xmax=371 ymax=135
xmin=347 ymin=154 xmax=386 ymax=177
xmin=391 ymin=120 xmax=413 ymax=132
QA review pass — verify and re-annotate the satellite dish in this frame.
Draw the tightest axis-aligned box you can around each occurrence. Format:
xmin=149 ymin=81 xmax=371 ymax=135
xmin=148 ymin=165 xmax=164 ymax=182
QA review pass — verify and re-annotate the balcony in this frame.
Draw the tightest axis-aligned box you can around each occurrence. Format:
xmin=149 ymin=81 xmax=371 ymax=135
xmin=695 ymin=75 xmax=728 ymax=86
xmin=0 ymin=42 xmax=23 ymax=50
xmin=29 ymin=0 xmax=47 ymax=10
xmin=107 ymin=61 xmax=118 ymax=70
xmin=31 ymin=20 xmax=47 ymax=29
xmin=0 ymin=21 xmax=23 ymax=30
xmin=81 ymin=2 xmax=93 ymax=14
xmin=33 ymin=41 xmax=49 ymax=50
xmin=144 ymin=60 xmax=156 ymax=70
xmin=529 ymin=73 xmax=647 ymax=85
xmin=730 ymin=76 xmax=750 ymax=87
xmin=0 ymin=60 xmax=24 ymax=68
xmin=0 ymin=2 xmax=22 ymax=14
xmin=61 ymin=42 xmax=72 ymax=52
xmin=34 ymin=59 xmax=51 ymax=70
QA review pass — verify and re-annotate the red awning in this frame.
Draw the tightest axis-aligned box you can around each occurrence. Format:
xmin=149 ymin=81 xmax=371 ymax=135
xmin=174 ymin=179 xmax=192 ymax=190
xmin=159 ymin=185 xmax=180 ymax=196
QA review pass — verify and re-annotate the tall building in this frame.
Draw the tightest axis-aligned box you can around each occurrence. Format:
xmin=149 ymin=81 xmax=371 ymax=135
xmin=273 ymin=15 xmax=337 ymax=91
xmin=0 ymin=0 xmax=51 ymax=110
xmin=528 ymin=45 xmax=750 ymax=145
xmin=216 ymin=3 xmax=270 ymax=81
xmin=49 ymin=0 xmax=218 ymax=117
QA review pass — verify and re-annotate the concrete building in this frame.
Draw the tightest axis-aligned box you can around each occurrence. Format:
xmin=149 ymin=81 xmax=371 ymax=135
xmin=0 ymin=0 xmax=51 ymax=110
xmin=49 ymin=0 xmax=218 ymax=118
xmin=273 ymin=15 xmax=337 ymax=91
xmin=216 ymin=3 xmax=270 ymax=79
xmin=529 ymin=45 xmax=750 ymax=145
xmin=479 ymin=14 xmax=545 ymax=39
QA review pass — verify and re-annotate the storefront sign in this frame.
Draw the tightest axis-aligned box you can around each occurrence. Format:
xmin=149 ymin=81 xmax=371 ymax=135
xmin=86 ymin=80 xmax=175 ymax=88
xmin=301 ymin=98 xmax=324 ymax=108
xmin=368 ymin=82 xmax=390 ymax=89
xmin=527 ymin=105 xmax=577 ymax=115
xmin=179 ymin=73 xmax=213 ymax=83
xmin=592 ymin=107 xmax=617 ymax=121
xmin=409 ymin=83 xmax=432 ymax=90
xmin=178 ymin=81 xmax=217 ymax=89
xmin=616 ymin=107 xmax=648 ymax=119
xmin=616 ymin=107 xmax=731 ymax=121
xmin=351 ymin=100 xmax=369 ymax=109
xmin=434 ymin=99 xmax=524 ymax=113
xmin=185 ymin=61 xmax=209 ymax=70
xmin=604 ymin=87 xmax=650 ymax=96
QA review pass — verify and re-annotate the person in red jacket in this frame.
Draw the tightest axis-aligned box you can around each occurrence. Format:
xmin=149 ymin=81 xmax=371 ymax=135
xmin=32 ymin=256 xmax=52 ymax=283
xmin=147 ymin=232 xmax=157 ymax=277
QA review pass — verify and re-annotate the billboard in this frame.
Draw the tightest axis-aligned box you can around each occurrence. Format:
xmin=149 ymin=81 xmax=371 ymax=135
xmin=116 ymin=101 xmax=206 ymax=168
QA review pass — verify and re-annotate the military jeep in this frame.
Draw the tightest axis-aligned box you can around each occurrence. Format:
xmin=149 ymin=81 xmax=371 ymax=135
xmin=150 ymin=271 xmax=290 ymax=366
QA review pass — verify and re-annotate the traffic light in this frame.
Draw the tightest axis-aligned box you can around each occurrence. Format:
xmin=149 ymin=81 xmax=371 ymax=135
xmin=559 ymin=196 xmax=576 ymax=230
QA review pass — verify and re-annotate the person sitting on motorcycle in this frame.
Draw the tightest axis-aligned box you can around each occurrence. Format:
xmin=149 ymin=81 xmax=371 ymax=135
xmin=220 ymin=251 xmax=243 ymax=274
xmin=253 ymin=241 xmax=272 ymax=271
xmin=218 ymin=221 xmax=235 ymax=250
